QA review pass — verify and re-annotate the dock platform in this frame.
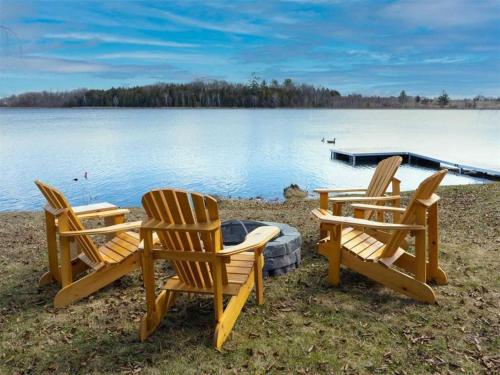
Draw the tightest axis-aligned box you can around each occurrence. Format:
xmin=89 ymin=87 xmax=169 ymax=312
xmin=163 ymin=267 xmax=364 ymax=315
xmin=331 ymin=149 xmax=500 ymax=181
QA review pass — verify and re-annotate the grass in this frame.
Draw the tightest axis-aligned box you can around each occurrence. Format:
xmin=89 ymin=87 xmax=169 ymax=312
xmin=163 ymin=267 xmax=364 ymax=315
xmin=0 ymin=183 xmax=499 ymax=374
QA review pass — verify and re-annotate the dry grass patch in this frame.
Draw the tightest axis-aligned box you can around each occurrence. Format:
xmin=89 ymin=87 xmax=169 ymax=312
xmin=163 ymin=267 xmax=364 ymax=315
xmin=0 ymin=183 xmax=498 ymax=374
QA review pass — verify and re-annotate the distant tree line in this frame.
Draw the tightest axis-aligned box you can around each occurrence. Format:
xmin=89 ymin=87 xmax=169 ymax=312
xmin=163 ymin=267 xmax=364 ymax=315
xmin=1 ymin=79 xmax=499 ymax=109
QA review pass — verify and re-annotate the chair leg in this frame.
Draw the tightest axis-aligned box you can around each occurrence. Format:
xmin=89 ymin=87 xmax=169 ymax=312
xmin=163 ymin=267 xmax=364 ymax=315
xmin=343 ymin=251 xmax=436 ymax=303
xmin=319 ymin=193 xmax=328 ymax=239
xmin=41 ymin=210 xmax=59 ymax=286
xmin=139 ymin=231 xmax=161 ymax=341
xmin=139 ymin=290 xmax=177 ymax=341
xmin=214 ymin=269 xmax=255 ymax=350
xmin=325 ymin=224 xmax=342 ymax=286
xmin=426 ymin=203 xmax=447 ymax=285
xmin=104 ymin=214 xmax=125 ymax=242
xmin=59 ymin=236 xmax=73 ymax=287
xmin=254 ymin=250 xmax=265 ymax=305
xmin=395 ymin=252 xmax=448 ymax=286
xmin=39 ymin=271 xmax=56 ymax=287
xmin=54 ymin=254 xmax=138 ymax=308
xmin=40 ymin=257 xmax=90 ymax=287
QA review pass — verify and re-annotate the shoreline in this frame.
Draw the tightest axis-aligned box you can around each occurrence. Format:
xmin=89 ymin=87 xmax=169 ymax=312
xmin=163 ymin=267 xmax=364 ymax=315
xmin=1 ymin=182 xmax=498 ymax=213
xmin=1 ymin=106 xmax=500 ymax=110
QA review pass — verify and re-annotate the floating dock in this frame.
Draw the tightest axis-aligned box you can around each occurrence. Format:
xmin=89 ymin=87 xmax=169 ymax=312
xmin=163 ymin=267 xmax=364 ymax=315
xmin=331 ymin=149 xmax=500 ymax=181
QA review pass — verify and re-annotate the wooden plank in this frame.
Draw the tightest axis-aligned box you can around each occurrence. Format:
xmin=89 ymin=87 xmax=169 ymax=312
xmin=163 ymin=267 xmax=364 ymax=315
xmin=226 ymin=265 xmax=252 ymax=274
xmin=227 ymin=273 xmax=249 ymax=283
xmin=192 ymin=192 xmax=215 ymax=286
xmin=330 ymin=195 xmax=401 ymax=203
xmin=226 ymin=260 xmax=254 ymax=268
xmin=341 ymin=228 xmax=363 ymax=245
xmin=176 ymin=190 xmax=211 ymax=288
xmin=326 ymin=224 xmax=342 ymax=285
xmin=104 ymin=213 xmax=125 ymax=241
xmin=218 ymin=226 xmax=280 ymax=256
xmin=357 ymin=240 xmax=384 ymax=259
xmin=230 ymin=252 xmax=255 ymax=261
xmin=110 ymin=234 xmax=138 ymax=252
xmin=341 ymin=249 xmax=436 ymax=303
xmin=312 ymin=208 xmax=424 ymax=230
xmin=173 ymin=191 xmax=204 ymax=289
xmin=72 ymin=202 xmax=117 ymax=214
xmin=99 ymin=245 xmax=123 ymax=262
xmin=214 ymin=268 xmax=256 ymax=349
xmin=415 ymin=206 xmax=427 ymax=282
xmin=351 ymin=203 xmax=406 ymax=213
xmin=314 ymin=188 xmax=366 ymax=193
xmin=349 ymin=236 xmax=379 ymax=256
xmin=342 ymin=232 xmax=370 ymax=249
xmin=54 ymin=253 xmax=139 ymax=307
xmin=104 ymin=242 xmax=131 ymax=258
xmin=254 ymin=252 xmax=264 ymax=304
xmin=154 ymin=190 xmax=193 ymax=285
xmin=427 ymin=203 xmax=439 ymax=281
xmin=44 ymin=210 xmax=60 ymax=285
xmin=163 ymin=277 xmax=241 ymax=296
xmin=319 ymin=192 xmax=329 ymax=210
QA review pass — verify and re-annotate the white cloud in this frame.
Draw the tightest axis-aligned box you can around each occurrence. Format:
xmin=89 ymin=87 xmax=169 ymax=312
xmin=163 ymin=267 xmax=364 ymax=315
xmin=382 ymin=0 xmax=500 ymax=28
xmin=160 ymin=10 xmax=265 ymax=35
xmin=0 ymin=54 xmax=192 ymax=80
xmin=0 ymin=55 xmax=108 ymax=73
xmin=45 ymin=32 xmax=198 ymax=48
xmin=96 ymin=51 xmax=226 ymax=64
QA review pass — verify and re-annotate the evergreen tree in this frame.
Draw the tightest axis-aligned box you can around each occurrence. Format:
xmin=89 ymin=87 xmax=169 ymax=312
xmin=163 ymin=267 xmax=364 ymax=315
xmin=398 ymin=90 xmax=408 ymax=106
xmin=437 ymin=90 xmax=450 ymax=107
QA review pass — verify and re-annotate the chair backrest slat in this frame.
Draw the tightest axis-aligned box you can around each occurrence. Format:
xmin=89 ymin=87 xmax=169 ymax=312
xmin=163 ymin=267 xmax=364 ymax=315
xmin=381 ymin=170 xmax=447 ymax=258
xmin=142 ymin=189 xmax=222 ymax=289
xmin=363 ymin=156 xmax=402 ymax=219
xmin=176 ymin=191 xmax=213 ymax=287
xmin=35 ymin=180 xmax=103 ymax=266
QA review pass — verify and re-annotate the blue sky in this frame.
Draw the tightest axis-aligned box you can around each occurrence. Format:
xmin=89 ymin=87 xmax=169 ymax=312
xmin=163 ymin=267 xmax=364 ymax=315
xmin=0 ymin=0 xmax=499 ymax=98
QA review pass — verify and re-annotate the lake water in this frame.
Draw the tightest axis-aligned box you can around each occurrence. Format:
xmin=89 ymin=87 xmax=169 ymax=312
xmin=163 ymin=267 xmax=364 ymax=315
xmin=0 ymin=108 xmax=498 ymax=211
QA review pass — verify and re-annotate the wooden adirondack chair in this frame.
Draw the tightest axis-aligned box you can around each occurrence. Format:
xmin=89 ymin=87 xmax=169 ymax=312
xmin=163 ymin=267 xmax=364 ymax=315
xmin=311 ymin=170 xmax=448 ymax=303
xmin=35 ymin=180 xmax=143 ymax=307
xmin=314 ymin=155 xmax=402 ymax=220
xmin=139 ymin=188 xmax=280 ymax=349
xmin=35 ymin=181 xmax=131 ymax=288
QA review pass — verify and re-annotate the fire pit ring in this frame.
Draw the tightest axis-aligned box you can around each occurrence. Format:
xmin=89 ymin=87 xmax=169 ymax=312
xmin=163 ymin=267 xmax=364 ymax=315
xmin=221 ymin=220 xmax=301 ymax=277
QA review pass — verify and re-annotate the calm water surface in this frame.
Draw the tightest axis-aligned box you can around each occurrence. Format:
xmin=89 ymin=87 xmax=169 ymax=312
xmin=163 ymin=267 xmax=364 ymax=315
xmin=0 ymin=108 xmax=498 ymax=211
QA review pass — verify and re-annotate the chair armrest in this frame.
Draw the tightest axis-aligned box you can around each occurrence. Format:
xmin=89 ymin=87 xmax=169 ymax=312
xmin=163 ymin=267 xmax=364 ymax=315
xmin=418 ymin=194 xmax=441 ymax=207
xmin=217 ymin=226 xmax=280 ymax=257
xmin=330 ymin=195 xmax=401 ymax=203
xmin=72 ymin=202 xmax=118 ymax=214
xmin=59 ymin=221 xmax=142 ymax=237
xmin=311 ymin=208 xmax=423 ymax=230
xmin=76 ymin=208 xmax=130 ymax=220
xmin=351 ymin=203 xmax=406 ymax=213
xmin=141 ymin=219 xmax=220 ymax=233
xmin=314 ymin=188 xmax=366 ymax=194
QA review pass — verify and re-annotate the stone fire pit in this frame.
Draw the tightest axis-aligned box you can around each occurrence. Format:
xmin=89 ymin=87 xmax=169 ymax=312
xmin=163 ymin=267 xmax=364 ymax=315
xmin=221 ymin=220 xmax=301 ymax=277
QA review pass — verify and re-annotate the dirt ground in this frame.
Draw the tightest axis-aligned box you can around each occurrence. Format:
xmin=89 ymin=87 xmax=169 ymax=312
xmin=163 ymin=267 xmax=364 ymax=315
xmin=0 ymin=183 xmax=498 ymax=374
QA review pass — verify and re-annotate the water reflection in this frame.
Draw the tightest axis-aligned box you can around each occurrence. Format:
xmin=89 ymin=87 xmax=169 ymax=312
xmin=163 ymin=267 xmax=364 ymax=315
xmin=0 ymin=108 xmax=497 ymax=210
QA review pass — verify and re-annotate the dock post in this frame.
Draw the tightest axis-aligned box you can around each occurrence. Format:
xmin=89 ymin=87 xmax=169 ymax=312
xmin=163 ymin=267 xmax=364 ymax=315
xmin=352 ymin=155 xmax=356 ymax=166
